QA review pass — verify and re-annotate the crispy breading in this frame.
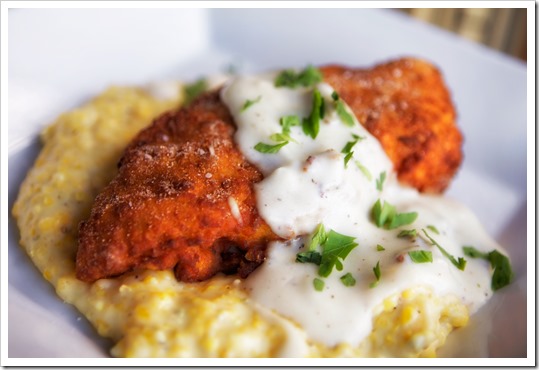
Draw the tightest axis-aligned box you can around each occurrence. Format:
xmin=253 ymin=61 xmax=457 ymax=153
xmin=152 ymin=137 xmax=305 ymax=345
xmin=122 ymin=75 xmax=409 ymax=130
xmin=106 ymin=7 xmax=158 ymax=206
xmin=321 ymin=58 xmax=462 ymax=193
xmin=77 ymin=58 xmax=463 ymax=283
xmin=76 ymin=92 xmax=277 ymax=283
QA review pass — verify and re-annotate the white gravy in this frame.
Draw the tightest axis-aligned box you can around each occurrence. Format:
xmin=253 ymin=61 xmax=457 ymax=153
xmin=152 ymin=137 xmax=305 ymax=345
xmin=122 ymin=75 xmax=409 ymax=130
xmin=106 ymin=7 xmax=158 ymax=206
xmin=220 ymin=72 xmax=503 ymax=349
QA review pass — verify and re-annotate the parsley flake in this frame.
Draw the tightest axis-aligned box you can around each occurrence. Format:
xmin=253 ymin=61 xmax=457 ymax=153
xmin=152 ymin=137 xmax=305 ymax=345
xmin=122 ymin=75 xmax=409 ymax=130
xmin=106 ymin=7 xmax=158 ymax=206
xmin=462 ymin=246 xmax=489 ymax=259
xmin=255 ymin=115 xmax=301 ymax=154
xmin=275 ymin=65 xmax=323 ymax=88
xmin=376 ymin=171 xmax=387 ymax=191
xmin=341 ymin=134 xmax=365 ymax=168
xmin=344 ymin=152 xmax=354 ymax=168
xmin=340 ymin=272 xmax=356 ymax=287
xmin=397 ymin=229 xmax=417 ymax=238
xmin=313 ymin=277 xmax=325 ymax=291
xmin=426 ymin=225 xmax=440 ymax=234
xmin=241 ymin=96 xmax=262 ymax=112
xmin=302 ymin=89 xmax=324 ymax=139
xmin=331 ymin=92 xmax=355 ymax=127
xmin=296 ymin=224 xmax=358 ymax=279
xmin=183 ymin=78 xmax=208 ymax=105
xmin=280 ymin=115 xmax=301 ymax=134
xmin=318 ymin=230 xmax=358 ymax=277
xmin=307 ymin=223 xmax=327 ymax=251
xmin=376 ymin=244 xmax=386 ymax=251
xmin=254 ymin=141 xmax=288 ymax=154
xmin=369 ymin=261 xmax=381 ymax=288
xmin=355 ymin=160 xmax=373 ymax=181
xmin=371 ymin=199 xmax=418 ymax=230
xmin=408 ymin=250 xmax=433 ymax=263
xmin=423 ymin=229 xmax=466 ymax=271
xmin=296 ymin=250 xmax=322 ymax=265
xmin=463 ymin=246 xmax=513 ymax=291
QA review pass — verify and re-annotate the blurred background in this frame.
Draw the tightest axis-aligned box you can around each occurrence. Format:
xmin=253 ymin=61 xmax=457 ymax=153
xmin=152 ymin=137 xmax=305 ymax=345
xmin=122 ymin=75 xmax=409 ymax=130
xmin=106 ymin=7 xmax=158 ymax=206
xmin=398 ymin=8 xmax=527 ymax=61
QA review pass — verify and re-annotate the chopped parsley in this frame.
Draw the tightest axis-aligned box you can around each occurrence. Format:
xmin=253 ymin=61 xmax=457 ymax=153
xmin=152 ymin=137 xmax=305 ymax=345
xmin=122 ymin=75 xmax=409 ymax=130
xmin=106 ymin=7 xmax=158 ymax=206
xmin=463 ymin=246 xmax=513 ymax=291
xmin=426 ymin=225 xmax=440 ymax=234
xmin=397 ymin=229 xmax=417 ymax=238
xmin=241 ymin=96 xmax=262 ymax=112
xmin=253 ymin=141 xmax=288 ymax=154
xmin=318 ymin=230 xmax=358 ymax=277
xmin=355 ymin=160 xmax=372 ymax=181
xmin=275 ymin=65 xmax=323 ymax=88
xmin=296 ymin=224 xmax=358 ymax=280
xmin=280 ymin=115 xmax=301 ymax=134
xmin=423 ymin=229 xmax=466 ymax=271
xmin=376 ymin=171 xmax=387 ymax=191
xmin=369 ymin=261 xmax=381 ymax=288
xmin=371 ymin=199 xmax=418 ymax=230
xmin=307 ymin=223 xmax=327 ymax=251
xmin=331 ymin=92 xmax=355 ymax=127
xmin=376 ymin=244 xmax=386 ymax=251
xmin=254 ymin=115 xmax=301 ymax=154
xmin=302 ymin=89 xmax=324 ymax=139
xmin=313 ymin=277 xmax=325 ymax=291
xmin=295 ymin=250 xmax=322 ymax=265
xmin=408 ymin=250 xmax=433 ymax=263
xmin=340 ymin=272 xmax=356 ymax=287
xmin=183 ymin=78 xmax=208 ymax=105
xmin=343 ymin=152 xmax=354 ymax=168
xmin=341 ymin=134 xmax=364 ymax=168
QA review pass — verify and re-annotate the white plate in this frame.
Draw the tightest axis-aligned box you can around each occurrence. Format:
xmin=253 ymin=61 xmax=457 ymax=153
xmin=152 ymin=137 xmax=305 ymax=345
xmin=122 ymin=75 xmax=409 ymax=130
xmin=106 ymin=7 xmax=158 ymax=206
xmin=7 ymin=7 xmax=529 ymax=361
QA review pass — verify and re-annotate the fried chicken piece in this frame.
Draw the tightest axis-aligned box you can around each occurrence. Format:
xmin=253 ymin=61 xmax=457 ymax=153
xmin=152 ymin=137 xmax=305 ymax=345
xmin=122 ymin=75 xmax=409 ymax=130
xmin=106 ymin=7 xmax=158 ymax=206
xmin=76 ymin=91 xmax=277 ymax=283
xmin=321 ymin=58 xmax=462 ymax=193
xmin=77 ymin=58 xmax=463 ymax=283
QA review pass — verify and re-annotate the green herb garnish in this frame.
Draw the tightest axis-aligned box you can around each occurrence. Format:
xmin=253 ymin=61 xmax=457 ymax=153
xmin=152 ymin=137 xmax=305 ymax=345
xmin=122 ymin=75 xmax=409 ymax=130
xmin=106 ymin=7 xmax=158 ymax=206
xmin=423 ymin=229 xmax=466 ymax=271
xmin=408 ymin=250 xmax=433 ymax=263
xmin=296 ymin=224 xmax=358 ymax=279
xmin=463 ymin=246 xmax=513 ymax=291
xmin=371 ymin=199 xmax=418 ymax=230
xmin=340 ymin=272 xmax=356 ymax=287
xmin=307 ymin=223 xmax=327 ymax=251
xmin=426 ymin=225 xmax=440 ymax=234
xmin=318 ymin=230 xmax=358 ymax=277
xmin=343 ymin=152 xmax=354 ymax=168
xmin=376 ymin=171 xmax=387 ymax=191
xmin=183 ymin=78 xmax=208 ymax=105
xmin=355 ymin=160 xmax=373 ymax=181
xmin=462 ymin=246 xmax=488 ymax=259
xmin=341 ymin=134 xmax=363 ymax=153
xmin=369 ymin=261 xmax=381 ymax=288
xmin=398 ymin=229 xmax=417 ymax=238
xmin=280 ymin=115 xmax=301 ymax=134
xmin=275 ymin=65 xmax=323 ymax=88
xmin=253 ymin=141 xmax=288 ymax=154
xmin=302 ymin=89 xmax=324 ymax=139
xmin=331 ymin=89 xmax=356 ymax=126
xmin=295 ymin=250 xmax=322 ymax=265
xmin=255 ymin=115 xmax=301 ymax=154
xmin=241 ymin=96 xmax=262 ymax=112
xmin=341 ymin=134 xmax=365 ymax=168
xmin=376 ymin=244 xmax=386 ymax=251
xmin=313 ymin=277 xmax=325 ymax=291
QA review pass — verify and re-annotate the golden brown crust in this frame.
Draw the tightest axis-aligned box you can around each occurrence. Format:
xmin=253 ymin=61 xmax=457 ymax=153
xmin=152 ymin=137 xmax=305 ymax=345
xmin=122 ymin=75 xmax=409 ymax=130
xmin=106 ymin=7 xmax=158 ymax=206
xmin=321 ymin=58 xmax=462 ymax=193
xmin=76 ymin=58 xmax=463 ymax=283
xmin=76 ymin=91 xmax=278 ymax=283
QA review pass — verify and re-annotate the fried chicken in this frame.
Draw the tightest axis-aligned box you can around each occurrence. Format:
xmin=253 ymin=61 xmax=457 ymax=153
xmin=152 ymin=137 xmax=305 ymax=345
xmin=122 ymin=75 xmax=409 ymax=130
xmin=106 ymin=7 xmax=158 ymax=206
xmin=76 ymin=58 xmax=463 ymax=283
xmin=321 ymin=58 xmax=462 ymax=193
xmin=76 ymin=92 xmax=277 ymax=283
